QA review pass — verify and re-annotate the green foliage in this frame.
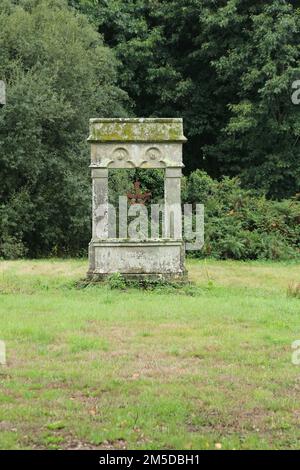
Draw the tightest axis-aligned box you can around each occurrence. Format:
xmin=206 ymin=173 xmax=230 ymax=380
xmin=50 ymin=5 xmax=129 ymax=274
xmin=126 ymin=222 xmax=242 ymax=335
xmin=184 ymin=170 xmax=300 ymax=260
xmin=106 ymin=272 xmax=126 ymax=289
xmin=108 ymin=168 xmax=164 ymax=207
xmin=107 ymin=168 xmax=300 ymax=261
xmin=0 ymin=0 xmax=127 ymax=258
xmin=202 ymin=0 xmax=300 ymax=198
xmin=72 ymin=0 xmax=300 ymax=198
xmin=1 ymin=0 xmax=299 ymax=259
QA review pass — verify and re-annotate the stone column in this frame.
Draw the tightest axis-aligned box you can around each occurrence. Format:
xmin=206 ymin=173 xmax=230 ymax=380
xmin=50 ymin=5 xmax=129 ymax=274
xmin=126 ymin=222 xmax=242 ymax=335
xmin=91 ymin=168 xmax=108 ymax=240
xmin=164 ymin=167 xmax=182 ymax=239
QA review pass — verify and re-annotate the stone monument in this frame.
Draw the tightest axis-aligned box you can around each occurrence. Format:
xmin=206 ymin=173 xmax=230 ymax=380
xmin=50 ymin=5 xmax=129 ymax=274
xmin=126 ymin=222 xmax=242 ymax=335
xmin=87 ymin=118 xmax=187 ymax=281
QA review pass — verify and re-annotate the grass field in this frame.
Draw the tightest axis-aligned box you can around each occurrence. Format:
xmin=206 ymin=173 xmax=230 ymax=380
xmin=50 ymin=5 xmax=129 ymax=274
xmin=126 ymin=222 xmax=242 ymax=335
xmin=0 ymin=258 xmax=299 ymax=450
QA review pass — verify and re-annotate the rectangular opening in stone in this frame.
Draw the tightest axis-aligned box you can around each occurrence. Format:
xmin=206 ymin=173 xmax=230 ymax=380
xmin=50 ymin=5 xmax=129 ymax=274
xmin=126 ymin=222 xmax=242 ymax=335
xmin=108 ymin=169 xmax=165 ymax=239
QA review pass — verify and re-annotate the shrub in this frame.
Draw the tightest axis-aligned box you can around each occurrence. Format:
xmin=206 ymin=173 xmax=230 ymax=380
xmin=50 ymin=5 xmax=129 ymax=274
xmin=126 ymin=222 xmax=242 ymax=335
xmin=107 ymin=272 xmax=126 ymax=290
xmin=183 ymin=170 xmax=300 ymax=261
xmin=0 ymin=236 xmax=27 ymax=260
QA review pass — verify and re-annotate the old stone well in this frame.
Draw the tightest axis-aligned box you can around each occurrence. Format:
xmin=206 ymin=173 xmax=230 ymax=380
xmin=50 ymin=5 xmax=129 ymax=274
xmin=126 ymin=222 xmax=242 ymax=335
xmin=87 ymin=118 xmax=187 ymax=281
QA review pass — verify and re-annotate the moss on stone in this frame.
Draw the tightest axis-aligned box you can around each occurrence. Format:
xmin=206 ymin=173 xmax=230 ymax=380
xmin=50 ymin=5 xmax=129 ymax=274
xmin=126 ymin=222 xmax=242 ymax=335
xmin=88 ymin=119 xmax=187 ymax=142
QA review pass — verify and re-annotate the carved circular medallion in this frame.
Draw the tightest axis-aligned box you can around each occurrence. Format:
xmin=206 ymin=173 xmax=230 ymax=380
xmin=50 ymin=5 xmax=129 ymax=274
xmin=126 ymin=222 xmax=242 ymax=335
xmin=112 ymin=147 xmax=129 ymax=161
xmin=145 ymin=147 xmax=161 ymax=161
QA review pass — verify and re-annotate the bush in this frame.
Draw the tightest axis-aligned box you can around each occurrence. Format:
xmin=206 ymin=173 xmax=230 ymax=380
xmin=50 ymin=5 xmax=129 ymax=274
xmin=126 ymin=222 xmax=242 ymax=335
xmin=183 ymin=170 xmax=300 ymax=261
xmin=0 ymin=236 xmax=27 ymax=260
xmin=107 ymin=272 xmax=126 ymax=290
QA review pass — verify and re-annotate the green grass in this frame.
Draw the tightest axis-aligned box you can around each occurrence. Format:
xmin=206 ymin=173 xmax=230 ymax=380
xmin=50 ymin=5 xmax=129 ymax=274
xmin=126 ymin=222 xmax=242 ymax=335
xmin=0 ymin=258 xmax=299 ymax=450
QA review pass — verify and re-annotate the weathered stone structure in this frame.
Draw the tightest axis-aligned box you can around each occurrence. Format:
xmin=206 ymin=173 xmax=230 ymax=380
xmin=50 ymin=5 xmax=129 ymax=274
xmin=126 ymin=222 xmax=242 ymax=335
xmin=87 ymin=118 xmax=187 ymax=281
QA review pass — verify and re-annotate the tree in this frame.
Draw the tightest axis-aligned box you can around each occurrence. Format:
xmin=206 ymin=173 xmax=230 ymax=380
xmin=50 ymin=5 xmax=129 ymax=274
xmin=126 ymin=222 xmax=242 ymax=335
xmin=0 ymin=0 xmax=127 ymax=257
xmin=201 ymin=0 xmax=300 ymax=198
xmin=72 ymin=0 xmax=300 ymax=198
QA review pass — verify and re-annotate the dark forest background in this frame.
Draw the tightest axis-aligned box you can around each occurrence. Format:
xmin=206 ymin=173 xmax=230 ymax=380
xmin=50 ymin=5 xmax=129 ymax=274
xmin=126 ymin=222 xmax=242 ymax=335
xmin=0 ymin=0 xmax=299 ymax=259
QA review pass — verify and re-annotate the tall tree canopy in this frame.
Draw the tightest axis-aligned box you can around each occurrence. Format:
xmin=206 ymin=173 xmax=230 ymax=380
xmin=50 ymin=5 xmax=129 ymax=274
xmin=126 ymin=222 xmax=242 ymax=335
xmin=0 ymin=0 xmax=127 ymax=257
xmin=73 ymin=0 xmax=300 ymax=198
xmin=0 ymin=0 xmax=299 ymax=259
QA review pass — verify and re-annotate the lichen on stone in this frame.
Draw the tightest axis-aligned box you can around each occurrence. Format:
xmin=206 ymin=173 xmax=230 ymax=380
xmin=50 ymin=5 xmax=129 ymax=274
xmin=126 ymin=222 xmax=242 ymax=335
xmin=88 ymin=118 xmax=187 ymax=143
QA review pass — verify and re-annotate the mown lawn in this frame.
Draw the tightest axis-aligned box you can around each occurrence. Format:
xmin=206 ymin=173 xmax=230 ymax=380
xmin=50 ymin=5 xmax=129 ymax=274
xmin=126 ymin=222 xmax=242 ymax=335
xmin=0 ymin=258 xmax=299 ymax=450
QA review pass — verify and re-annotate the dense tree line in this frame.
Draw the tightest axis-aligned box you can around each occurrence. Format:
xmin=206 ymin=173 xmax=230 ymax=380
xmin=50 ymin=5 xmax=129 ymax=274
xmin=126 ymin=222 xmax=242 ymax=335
xmin=73 ymin=0 xmax=300 ymax=198
xmin=0 ymin=0 xmax=299 ymax=258
xmin=0 ymin=0 xmax=127 ymax=257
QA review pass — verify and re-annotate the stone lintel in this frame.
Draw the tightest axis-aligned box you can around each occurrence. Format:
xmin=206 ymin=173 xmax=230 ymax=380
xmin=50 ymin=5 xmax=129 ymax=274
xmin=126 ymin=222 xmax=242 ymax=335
xmin=88 ymin=118 xmax=187 ymax=143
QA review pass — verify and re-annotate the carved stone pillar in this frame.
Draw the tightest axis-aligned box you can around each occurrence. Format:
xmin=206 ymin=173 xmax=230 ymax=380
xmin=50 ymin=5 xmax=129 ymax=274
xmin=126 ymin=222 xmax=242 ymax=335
xmin=91 ymin=168 xmax=108 ymax=240
xmin=164 ymin=167 xmax=182 ymax=239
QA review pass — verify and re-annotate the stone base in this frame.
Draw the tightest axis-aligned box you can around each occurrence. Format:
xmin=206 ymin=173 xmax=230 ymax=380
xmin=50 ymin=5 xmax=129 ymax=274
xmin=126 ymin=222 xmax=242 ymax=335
xmin=88 ymin=239 xmax=187 ymax=281
xmin=86 ymin=271 xmax=188 ymax=284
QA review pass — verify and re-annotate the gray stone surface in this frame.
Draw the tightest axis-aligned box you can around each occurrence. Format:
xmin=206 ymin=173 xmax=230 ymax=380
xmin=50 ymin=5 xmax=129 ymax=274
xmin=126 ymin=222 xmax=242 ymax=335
xmin=88 ymin=240 xmax=185 ymax=276
xmin=0 ymin=81 xmax=6 ymax=107
xmin=0 ymin=341 xmax=6 ymax=365
xmin=88 ymin=118 xmax=187 ymax=143
xmin=90 ymin=142 xmax=183 ymax=169
xmin=87 ymin=118 xmax=187 ymax=281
